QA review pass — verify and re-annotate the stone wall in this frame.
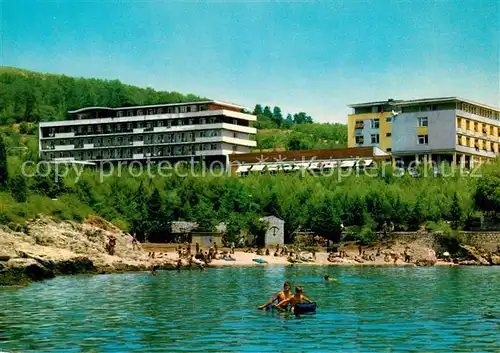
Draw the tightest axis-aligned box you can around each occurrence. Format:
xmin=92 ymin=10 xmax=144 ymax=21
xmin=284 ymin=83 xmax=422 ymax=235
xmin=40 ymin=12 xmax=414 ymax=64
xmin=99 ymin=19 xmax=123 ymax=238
xmin=390 ymin=231 xmax=500 ymax=252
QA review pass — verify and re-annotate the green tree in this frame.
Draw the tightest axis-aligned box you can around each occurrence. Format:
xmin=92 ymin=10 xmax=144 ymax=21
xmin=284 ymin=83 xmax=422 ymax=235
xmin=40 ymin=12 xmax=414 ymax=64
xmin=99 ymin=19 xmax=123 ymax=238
xmin=0 ymin=137 xmax=7 ymax=187
xmin=263 ymin=106 xmax=273 ymax=118
xmin=272 ymin=106 xmax=283 ymax=127
xmin=474 ymin=161 xmax=500 ymax=214
xmin=252 ymin=104 xmax=263 ymax=115
xmin=9 ymin=174 xmax=27 ymax=202
xmin=449 ymin=191 xmax=462 ymax=230
xmin=293 ymin=112 xmax=313 ymax=124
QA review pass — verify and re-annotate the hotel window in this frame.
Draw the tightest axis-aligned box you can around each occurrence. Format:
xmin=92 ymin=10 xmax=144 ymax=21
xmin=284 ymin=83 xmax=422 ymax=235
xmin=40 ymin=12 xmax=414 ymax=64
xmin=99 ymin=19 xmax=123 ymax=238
xmin=200 ymin=118 xmax=206 ymax=125
xmin=178 ymin=119 xmax=184 ymax=126
xmin=370 ymin=134 xmax=379 ymax=144
xmin=127 ymin=123 xmax=132 ymax=130
xmin=371 ymin=119 xmax=379 ymax=129
xmin=186 ymin=106 xmax=191 ymax=113
xmin=211 ymin=143 xmax=217 ymax=150
xmin=148 ymin=109 xmax=154 ymax=115
xmin=77 ymin=126 xmax=83 ymax=134
xmin=355 ymin=135 xmax=364 ymax=144
xmin=97 ymin=125 xmax=102 ymax=132
xmin=191 ymin=105 xmax=198 ymax=112
xmin=116 ymin=124 xmax=121 ymax=132
xmin=417 ymin=135 xmax=429 ymax=145
xmin=127 ymin=110 xmax=134 ymax=117
xmin=231 ymin=119 xmax=237 ymax=125
xmin=117 ymin=111 xmax=123 ymax=117
xmin=158 ymin=121 xmax=163 ymax=127
xmin=417 ymin=117 xmax=428 ymax=127
xmin=386 ymin=133 xmax=392 ymax=137
xmin=157 ymin=108 xmax=164 ymax=114
xmin=385 ymin=117 xmax=392 ymax=123
xmin=180 ymin=106 xmax=187 ymax=113
xmin=137 ymin=122 xmax=143 ymax=128
xmin=233 ymin=132 xmax=238 ymax=138
xmin=138 ymin=110 xmax=144 ymax=116
xmin=386 ymin=148 xmax=392 ymax=152
xmin=189 ymin=119 xmax=194 ymax=125
xmin=167 ymin=120 xmax=172 ymax=128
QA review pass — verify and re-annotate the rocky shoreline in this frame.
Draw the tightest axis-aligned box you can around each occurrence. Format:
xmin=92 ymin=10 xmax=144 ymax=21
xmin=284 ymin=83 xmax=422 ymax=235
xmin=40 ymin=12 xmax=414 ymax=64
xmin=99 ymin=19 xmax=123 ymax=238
xmin=0 ymin=216 xmax=170 ymax=286
xmin=1 ymin=216 xmax=499 ymax=286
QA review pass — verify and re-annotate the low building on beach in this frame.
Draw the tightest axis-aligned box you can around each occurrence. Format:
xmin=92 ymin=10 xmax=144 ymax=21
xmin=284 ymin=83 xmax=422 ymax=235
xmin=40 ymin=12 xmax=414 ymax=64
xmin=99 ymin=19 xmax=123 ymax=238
xmin=260 ymin=216 xmax=285 ymax=247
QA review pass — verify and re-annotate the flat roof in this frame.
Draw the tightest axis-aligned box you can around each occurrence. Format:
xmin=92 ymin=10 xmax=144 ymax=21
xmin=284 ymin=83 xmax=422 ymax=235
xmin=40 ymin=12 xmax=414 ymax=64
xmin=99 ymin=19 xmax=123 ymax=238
xmin=68 ymin=100 xmax=246 ymax=114
xmin=348 ymin=97 xmax=500 ymax=112
xmin=229 ymin=147 xmax=390 ymax=164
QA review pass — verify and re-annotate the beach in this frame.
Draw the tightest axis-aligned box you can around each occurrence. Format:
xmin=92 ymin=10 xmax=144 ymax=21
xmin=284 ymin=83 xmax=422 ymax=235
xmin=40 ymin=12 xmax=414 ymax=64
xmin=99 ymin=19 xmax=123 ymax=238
xmin=1 ymin=215 xmax=498 ymax=286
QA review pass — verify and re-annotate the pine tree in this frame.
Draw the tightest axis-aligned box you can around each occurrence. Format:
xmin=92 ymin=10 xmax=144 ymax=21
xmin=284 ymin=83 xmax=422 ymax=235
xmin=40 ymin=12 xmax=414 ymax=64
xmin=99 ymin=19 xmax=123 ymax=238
xmin=252 ymin=104 xmax=263 ymax=116
xmin=450 ymin=191 xmax=462 ymax=230
xmin=0 ymin=137 xmax=7 ymax=187
xmin=263 ymin=106 xmax=273 ymax=118
xmin=9 ymin=174 xmax=27 ymax=202
xmin=272 ymin=106 xmax=283 ymax=127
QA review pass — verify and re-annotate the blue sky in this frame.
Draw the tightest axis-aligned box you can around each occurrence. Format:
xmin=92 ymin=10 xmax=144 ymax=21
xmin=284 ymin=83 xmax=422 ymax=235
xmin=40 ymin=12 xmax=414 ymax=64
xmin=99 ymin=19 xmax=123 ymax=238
xmin=1 ymin=0 xmax=499 ymax=122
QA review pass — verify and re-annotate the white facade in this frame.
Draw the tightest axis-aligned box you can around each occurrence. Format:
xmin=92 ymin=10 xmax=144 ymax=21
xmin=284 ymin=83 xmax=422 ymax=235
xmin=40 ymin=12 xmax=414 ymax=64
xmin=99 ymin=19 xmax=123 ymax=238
xmin=38 ymin=101 xmax=257 ymax=166
xmin=260 ymin=216 xmax=285 ymax=247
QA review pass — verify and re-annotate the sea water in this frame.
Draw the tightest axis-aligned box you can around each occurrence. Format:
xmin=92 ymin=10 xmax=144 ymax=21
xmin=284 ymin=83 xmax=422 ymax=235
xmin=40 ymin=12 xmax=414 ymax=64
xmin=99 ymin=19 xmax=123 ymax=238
xmin=0 ymin=266 xmax=499 ymax=352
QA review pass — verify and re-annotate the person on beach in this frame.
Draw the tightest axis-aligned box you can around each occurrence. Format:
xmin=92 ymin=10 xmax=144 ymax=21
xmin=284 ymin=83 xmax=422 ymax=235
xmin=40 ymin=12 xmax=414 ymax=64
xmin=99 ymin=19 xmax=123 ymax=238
xmin=274 ymin=286 xmax=313 ymax=313
xmin=257 ymin=281 xmax=292 ymax=310
xmin=195 ymin=242 xmax=200 ymax=255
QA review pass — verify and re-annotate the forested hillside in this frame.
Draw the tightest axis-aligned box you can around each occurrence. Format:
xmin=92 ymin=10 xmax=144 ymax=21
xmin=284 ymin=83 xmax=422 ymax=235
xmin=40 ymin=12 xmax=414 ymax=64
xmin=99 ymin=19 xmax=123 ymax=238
xmin=0 ymin=67 xmax=204 ymax=124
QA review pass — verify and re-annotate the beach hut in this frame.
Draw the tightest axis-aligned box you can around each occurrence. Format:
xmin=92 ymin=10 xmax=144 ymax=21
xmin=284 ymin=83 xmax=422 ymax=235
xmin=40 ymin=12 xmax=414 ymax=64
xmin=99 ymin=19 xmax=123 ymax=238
xmin=260 ymin=216 xmax=285 ymax=247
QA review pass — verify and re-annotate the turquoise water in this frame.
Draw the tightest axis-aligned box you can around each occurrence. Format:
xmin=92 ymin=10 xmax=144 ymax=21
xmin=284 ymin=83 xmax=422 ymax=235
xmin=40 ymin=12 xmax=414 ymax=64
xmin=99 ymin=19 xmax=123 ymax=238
xmin=1 ymin=266 xmax=499 ymax=352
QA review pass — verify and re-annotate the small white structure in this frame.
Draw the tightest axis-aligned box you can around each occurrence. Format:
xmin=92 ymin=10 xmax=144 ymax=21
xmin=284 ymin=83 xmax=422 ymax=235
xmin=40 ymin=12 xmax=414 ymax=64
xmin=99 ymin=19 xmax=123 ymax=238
xmin=260 ymin=215 xmax=285 ymax=247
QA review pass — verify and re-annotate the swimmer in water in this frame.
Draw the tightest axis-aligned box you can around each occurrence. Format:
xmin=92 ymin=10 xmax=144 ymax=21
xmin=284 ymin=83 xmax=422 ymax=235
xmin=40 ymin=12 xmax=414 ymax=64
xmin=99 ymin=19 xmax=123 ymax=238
xmin=151 ymin=265 xmax=158 ymax=276
xmin=257 ymin=281 xmax=293 ymax=310
xmin=324 ymin=275 xmax=338 ymax=282
xmin=274 ymin=286 xmax=313 ymax=313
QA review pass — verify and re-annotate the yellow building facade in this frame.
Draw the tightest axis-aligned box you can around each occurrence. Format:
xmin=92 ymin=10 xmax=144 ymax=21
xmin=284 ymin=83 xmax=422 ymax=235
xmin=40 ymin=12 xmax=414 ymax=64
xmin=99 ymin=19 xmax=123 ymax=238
xmin=347 ymin=97 xmax=500 ymax=168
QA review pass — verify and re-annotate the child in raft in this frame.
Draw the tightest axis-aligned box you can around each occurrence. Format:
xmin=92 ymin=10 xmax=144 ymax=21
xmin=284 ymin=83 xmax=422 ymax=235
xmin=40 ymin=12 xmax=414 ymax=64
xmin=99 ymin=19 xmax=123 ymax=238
xmin=257 ymin=281 xmax=292 ymax=310
xmin=274 ymin=286 xmax=313 ymax=313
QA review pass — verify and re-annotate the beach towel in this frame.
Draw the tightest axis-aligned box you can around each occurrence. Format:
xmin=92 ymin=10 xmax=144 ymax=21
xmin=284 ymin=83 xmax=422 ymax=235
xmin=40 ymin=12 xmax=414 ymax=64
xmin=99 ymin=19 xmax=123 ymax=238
xmin=252 ymin=258 xmax=267 ymax=264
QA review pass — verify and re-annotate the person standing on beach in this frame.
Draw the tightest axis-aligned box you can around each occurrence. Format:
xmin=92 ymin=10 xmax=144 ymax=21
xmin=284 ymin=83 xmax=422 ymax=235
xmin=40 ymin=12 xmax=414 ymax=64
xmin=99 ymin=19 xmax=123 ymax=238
xmin=195 ymin=242 xmax=200 ymax=255
xmin=257 ymin=281 xmax=292 ymax=310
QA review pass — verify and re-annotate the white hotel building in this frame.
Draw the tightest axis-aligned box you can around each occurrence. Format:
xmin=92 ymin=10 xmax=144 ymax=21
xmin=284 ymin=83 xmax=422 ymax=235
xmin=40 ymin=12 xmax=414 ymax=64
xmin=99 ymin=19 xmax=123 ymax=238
xmin=38 ymin=100 xmax=257 ymax=167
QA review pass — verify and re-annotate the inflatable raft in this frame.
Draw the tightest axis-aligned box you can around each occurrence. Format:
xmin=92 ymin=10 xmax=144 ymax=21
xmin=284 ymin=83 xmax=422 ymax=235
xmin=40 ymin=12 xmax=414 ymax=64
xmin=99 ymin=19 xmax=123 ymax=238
xmin=294 ymin=302 xmax=317 ymax=315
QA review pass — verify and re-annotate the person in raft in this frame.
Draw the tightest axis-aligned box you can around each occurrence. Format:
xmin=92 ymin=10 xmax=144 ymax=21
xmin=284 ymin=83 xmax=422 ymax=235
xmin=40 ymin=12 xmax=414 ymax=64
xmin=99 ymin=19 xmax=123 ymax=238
xmin=257 ymin=281 xmax=292 ymax=310
xmin=274 ymin=286 xmax=313 ymax=313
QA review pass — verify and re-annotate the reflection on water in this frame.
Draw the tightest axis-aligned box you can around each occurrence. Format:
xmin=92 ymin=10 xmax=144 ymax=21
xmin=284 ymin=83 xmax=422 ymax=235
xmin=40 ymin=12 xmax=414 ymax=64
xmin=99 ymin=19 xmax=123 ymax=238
xmin=1 ymin=266 xmax=499 ymax=352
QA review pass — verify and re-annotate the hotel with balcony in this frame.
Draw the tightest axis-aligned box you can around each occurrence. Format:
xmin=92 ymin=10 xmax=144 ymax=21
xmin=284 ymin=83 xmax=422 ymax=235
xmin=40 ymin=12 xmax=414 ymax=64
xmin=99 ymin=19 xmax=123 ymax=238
xmin=348 ymin=97 xmax=500 ymax=168
xmin=38 ymin=100 xmax=257 ymax=167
